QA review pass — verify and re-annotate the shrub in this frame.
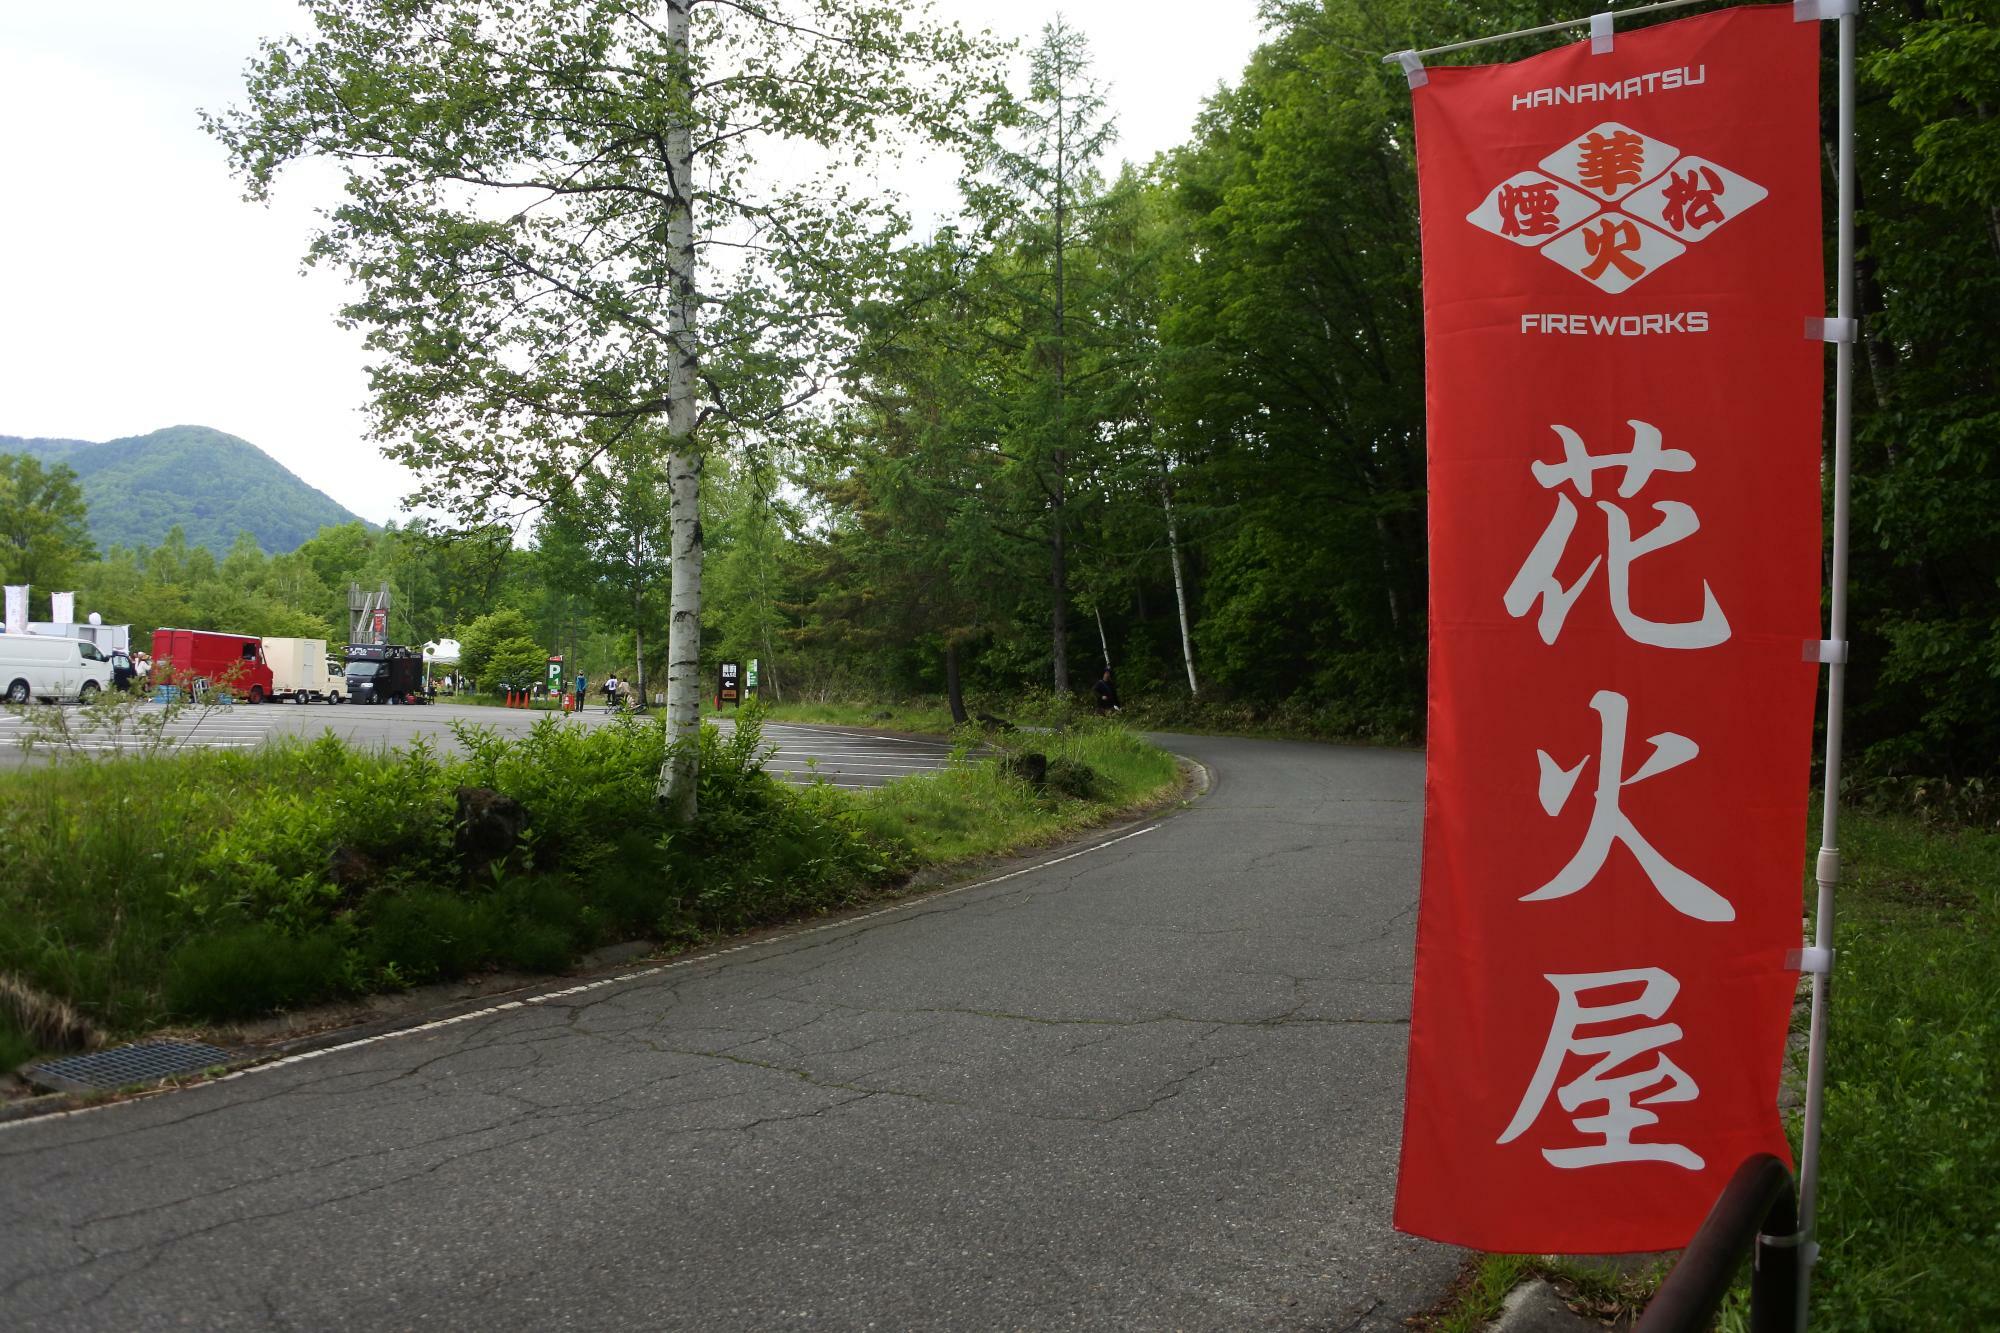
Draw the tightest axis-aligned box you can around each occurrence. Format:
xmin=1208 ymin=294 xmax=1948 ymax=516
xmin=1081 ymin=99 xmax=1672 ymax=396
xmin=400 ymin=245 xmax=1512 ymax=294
xmin=361 ymin=891 xmax=498 ymax=984
xmin=166 ymin=926 xmax=351 ymax=1021
xmin=1044 ymin=757 xmax=1101 ymax=800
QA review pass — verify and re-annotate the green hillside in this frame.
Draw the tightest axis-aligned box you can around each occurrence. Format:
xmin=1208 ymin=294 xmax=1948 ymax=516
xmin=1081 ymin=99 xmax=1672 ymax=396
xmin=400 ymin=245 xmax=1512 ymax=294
xmin=0 ymin=425 xmax=367 ymax=554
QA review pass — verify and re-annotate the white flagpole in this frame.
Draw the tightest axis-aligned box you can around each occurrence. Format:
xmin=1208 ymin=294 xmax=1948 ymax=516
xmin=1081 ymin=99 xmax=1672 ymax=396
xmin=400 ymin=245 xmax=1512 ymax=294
xmin=1794 ymin=5 xmax=1857 ymax=1326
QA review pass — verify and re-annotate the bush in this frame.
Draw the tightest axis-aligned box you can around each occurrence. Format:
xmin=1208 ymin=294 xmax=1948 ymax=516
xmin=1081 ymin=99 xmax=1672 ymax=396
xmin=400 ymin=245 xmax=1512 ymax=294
xmin=1044 ymin=757 xmax=1101 ymax=800
xmin=362 ymin=891 xmax=499 ymax=985
xmin=166 ymin=926 xmax=351 ymax=1021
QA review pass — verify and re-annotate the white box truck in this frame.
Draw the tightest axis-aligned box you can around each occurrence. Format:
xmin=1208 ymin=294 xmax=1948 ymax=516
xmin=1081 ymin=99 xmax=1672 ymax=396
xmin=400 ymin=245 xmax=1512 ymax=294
xmin=264 ymin=637 xmax=342 ymax=703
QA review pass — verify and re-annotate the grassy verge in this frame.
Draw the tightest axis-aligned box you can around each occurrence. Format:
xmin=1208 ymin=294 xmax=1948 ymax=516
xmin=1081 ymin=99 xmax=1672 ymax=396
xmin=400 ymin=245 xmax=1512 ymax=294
xmin=851 ymin=726 xmax=1181 ymax=863
xmin=1420 ymin=805 xmax=1998 ymax=1331
xmin=753 ymin=690 xmax=1417 ymax=746
xmin=0 ymin=708 xmax=1181 ymax=1075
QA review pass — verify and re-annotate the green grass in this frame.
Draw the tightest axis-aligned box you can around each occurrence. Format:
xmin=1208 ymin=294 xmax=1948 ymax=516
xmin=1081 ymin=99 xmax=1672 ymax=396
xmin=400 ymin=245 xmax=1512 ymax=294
xmin=1413 ymin=1254 xmax=1666 ymax=1332
xmin=850 ymin=726 xmax=1183 ymax=864
xmin=1790 ymin=808 xmax=2000 ymax=1330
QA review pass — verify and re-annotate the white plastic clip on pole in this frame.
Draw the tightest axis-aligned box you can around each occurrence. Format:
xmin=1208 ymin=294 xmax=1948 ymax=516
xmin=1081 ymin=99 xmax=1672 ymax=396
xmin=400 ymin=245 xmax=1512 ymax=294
xmin=1801 ymin=639 xmax=1848 ymax=664
xmin=1786 ymin=946 xmax=1835 ymax=974
xmin=1392 ymin=49 xmax=1428 ymax=88
xmin=1795 ymin=0 xmax=1858 ymax=20
xmin=1805 ymin=317 xmax=1856 ymax=342
xmin=1591 ymin=12 xmax=1615 ymax=54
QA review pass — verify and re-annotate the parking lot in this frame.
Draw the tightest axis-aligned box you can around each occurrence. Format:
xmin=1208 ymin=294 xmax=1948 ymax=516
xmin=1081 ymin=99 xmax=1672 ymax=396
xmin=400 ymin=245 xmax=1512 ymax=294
xmin=0 ymin=700 xmax=955 ymax=789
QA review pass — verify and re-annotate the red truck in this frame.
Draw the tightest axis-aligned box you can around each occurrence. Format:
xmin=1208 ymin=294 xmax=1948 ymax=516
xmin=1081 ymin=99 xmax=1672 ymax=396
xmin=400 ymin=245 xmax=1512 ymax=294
xmin=151 ymin=628 xmax=276 ymax=704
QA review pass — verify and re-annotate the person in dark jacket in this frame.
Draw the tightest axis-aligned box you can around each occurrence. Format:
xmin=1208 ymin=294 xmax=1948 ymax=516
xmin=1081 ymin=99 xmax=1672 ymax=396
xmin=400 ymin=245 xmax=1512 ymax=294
xmin=1093 ymin=667 xmax=1120 ymax=715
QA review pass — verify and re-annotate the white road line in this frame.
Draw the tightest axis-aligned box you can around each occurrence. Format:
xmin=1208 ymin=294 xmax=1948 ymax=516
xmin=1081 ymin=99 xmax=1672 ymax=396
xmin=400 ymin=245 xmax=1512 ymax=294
xmin=0 ymin=818 xmax=1167 ymax=1134
xmin=764 ymin=758 xmax=950 ymax=771
xmin=769 ymin=769 xmax=950 ymax=783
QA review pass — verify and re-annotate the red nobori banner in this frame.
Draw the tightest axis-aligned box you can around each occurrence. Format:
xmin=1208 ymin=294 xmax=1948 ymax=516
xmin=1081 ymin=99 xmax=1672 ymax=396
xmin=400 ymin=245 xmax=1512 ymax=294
xmin=1395 ymin=6 xmax=1823 ymax=1252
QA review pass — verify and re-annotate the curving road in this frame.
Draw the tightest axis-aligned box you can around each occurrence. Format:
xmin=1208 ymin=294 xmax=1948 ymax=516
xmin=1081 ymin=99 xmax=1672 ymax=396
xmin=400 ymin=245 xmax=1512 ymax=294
xmin=0 ymin=731 xmax=1455 ymax=1330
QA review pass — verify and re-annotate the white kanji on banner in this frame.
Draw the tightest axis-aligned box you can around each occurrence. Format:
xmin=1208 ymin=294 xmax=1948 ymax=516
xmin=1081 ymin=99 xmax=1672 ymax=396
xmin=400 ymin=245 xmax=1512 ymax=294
xmin=1504 ymin=420 xmax=1731 ymax=650
xmin=1528 ymin=689 xmax=1735 ymax=923
xmin=1500 ymin=967 xmax=1705 ymax=1171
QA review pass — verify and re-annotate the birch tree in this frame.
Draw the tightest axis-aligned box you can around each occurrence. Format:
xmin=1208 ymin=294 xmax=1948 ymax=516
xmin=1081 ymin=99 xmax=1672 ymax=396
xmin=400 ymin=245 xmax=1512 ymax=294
xmin=209 ymin=0 xmax=1000 ymax=818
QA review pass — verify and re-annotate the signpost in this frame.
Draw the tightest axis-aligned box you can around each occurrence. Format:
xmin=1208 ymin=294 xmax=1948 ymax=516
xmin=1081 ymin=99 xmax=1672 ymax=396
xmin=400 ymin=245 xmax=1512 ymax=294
xmin=746 ymin=658 xmax=759 ymax=695
xmin=1385 ymin=1 xmax=1856 ymax=1305
xmin=717 ymin=661 xmax=742 ymax=707
xmin=546 ymin=655 xmax=564 ymax=693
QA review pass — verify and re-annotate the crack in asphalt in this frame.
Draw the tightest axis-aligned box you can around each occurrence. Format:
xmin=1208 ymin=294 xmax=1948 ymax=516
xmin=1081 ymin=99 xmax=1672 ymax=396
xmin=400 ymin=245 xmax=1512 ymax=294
xmin=0 ymin=734 xmax=1449 ymax=1329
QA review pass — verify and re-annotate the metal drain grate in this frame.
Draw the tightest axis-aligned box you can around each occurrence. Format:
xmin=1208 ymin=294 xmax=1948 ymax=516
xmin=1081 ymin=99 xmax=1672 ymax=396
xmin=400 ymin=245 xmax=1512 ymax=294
xmin=25 ymin=1040 xmax=235 ymax=1094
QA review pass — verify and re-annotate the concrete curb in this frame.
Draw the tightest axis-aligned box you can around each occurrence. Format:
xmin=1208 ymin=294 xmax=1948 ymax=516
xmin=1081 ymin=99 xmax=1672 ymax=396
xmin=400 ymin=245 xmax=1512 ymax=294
xmin=1489 ymin=1279 xmax=1605 ymax=1332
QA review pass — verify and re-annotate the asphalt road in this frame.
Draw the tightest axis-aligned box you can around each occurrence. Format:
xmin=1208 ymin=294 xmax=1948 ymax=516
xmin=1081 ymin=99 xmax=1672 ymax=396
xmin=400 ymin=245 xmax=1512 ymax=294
xmin=0 ymin=702 xmax=955 ymax=788
xmin=0 ymin=732 xmax=1454 ymax=1330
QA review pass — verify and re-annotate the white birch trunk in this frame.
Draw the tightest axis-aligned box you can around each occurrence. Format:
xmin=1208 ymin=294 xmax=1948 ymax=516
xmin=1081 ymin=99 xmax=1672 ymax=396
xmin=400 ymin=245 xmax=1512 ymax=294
xmin=656 ymin=0 xmax=703 ymax=820
xmin=1160 ymin=465 xmax=1199 ymax=698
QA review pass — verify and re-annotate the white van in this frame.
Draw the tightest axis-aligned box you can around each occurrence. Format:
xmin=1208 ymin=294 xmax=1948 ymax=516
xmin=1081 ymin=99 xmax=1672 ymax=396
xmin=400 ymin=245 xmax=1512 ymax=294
xmin=0 ymin=635 xmax=116 ymax=704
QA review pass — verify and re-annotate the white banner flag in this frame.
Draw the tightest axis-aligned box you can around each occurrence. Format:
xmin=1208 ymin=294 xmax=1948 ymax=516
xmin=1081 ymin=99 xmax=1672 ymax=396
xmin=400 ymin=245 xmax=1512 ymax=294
xmin=3 ymin=586 xmax=27 ymax=636
xmin=50 ymin=592 xmax=76 ymax=624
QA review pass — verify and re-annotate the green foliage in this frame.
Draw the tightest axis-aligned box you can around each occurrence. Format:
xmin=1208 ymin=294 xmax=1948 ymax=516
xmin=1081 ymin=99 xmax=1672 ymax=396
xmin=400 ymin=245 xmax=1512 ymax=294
xmin=1043 ymin=756 xmax=1100 ymax=801
xmin=1798 ymin=809 xmax=2000 ymax=1329
xmin=0 ymin=1014 xmax=35 ymax=1075
xmin=457 ymin=608 xmax=541 ymax=683
xmin=0 ymin=426 xmax=364 ymax=555
xmin=1843 ymin=1 xmax=2000 ymax=777
xmin=852 ymin=723 xmax=1179 ymax=865
xmin=0 ymin=452 xmax=95 ymax=594
xmin=484 ymin=637 xmax=549 ymax=693
xmin=165 ymin=926 xmax=352 ymax=1022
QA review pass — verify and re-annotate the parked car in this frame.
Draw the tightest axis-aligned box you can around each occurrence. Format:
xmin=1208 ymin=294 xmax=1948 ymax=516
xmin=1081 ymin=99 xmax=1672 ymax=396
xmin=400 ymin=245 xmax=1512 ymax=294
xmin=0 ymin=635 xmax=115 ymax=704
xmin=151 ymin=628 xmax=276 ymax=703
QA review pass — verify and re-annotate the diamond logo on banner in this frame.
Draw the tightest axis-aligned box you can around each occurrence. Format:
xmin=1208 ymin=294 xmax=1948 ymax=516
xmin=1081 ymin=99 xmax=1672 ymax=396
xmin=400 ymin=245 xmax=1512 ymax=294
xmin=1538 ymin=121 xmax=1681 ymax=201
xmin=1467 ymin=172 xmax=1602 ymax=247
xmin=1623 ymin=155 xmax=1769 ymax=242
xmin=1540 ymin=213 xmax=1688 ymax=295
xmin=1467 ymin=121 xmax=1766 ymax=293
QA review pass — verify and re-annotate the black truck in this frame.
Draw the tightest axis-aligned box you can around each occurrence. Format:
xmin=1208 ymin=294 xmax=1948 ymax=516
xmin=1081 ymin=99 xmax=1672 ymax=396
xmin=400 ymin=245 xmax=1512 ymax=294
xmin=342 ymin=644 xmax=428 ymax=704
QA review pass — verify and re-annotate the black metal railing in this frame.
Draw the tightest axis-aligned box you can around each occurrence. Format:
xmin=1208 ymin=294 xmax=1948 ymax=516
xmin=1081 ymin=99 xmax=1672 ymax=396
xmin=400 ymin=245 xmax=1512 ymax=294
xmin=1635 ymin=1153 xmax=1801 ymax=1333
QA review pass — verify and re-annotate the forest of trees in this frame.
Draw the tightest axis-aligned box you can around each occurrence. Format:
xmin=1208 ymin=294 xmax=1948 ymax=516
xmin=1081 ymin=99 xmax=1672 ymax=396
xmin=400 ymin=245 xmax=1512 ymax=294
xmin=7 ymin=0 xmax=1992 ymax=783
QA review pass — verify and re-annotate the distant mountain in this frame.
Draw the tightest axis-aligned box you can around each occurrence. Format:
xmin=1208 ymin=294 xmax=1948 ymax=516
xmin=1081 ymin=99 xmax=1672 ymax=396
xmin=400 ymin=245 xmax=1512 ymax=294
xmin=0 ymin=425 xmax=368 ymax=555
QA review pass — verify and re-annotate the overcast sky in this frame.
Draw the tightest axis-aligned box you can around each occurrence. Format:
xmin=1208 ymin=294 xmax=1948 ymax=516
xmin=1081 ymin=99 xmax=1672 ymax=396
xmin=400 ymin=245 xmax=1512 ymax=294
xmin=0 ymin=1 xmax=1265 ymax=527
